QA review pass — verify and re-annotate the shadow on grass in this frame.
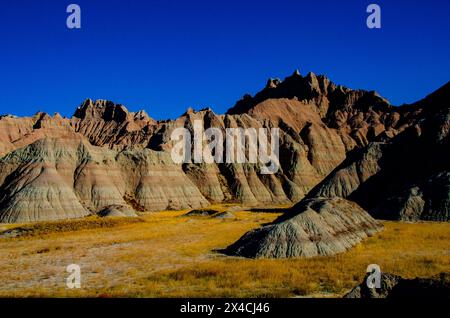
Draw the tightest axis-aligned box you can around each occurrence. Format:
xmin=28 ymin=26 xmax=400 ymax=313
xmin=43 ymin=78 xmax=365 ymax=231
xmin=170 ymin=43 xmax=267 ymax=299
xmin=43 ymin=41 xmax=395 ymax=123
xmin=248 ymin=207 xmax=289 ymax=213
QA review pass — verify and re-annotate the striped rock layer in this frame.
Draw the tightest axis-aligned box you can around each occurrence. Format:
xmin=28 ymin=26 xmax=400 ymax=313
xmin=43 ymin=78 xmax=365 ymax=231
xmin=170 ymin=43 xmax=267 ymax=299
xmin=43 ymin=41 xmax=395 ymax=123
xmin=0 ymin=71 xmax=448 ymax=225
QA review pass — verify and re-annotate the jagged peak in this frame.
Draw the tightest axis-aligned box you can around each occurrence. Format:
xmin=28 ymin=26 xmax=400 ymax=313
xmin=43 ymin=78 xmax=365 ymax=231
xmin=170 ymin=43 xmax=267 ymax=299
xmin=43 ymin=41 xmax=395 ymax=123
xmin=33 ymin=111 xmax=48 ymax=119
xmin=282 ymin=69 xmax=302 ymax=82
xmin=266 ymin=78 xmax=281 ymax=89
xmin=82 ymin=98 xmax=94 ymax=106
xmin=133 ymin=109 xmax=150 ymax=120
xmin=73 ymin=99 xmax=134 ymax=123
xmin=181 ymin=106 xmax=217 ymax=118
xmin=305 ymin=71 xmax=317 ymax=80
xmin=227 ymin=70 xmax=332 ymax=114
xmin=71 ymin=99 xmax=158 ymax=129
xmin=183 ymin=107 xmax=195 ymax=116
xmin=225 ymin=70 xmax=396 ymax=117
xmin=0 ymin=114 xmax=19 ymax=119
xmin=199 ymin=107 xmax=214 ymax=113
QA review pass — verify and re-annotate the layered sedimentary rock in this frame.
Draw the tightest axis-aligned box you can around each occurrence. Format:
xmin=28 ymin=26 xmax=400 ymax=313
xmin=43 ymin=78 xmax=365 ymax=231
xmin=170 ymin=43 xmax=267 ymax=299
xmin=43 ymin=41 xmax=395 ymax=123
xmin=305 ymin=82 xmax=450 ymax=221
xmin=71 ymin=99 xmax=157 ymax=150
xmin=225 ymin=197 xmax=382 ymax=258
xmin=0 ymin=135 xmax=91 ymax=223
xmin=0 ymin=70 xmax=448 ymax=223
xmin=0 ymin=132 xmax=208 ymax=223
xmin=228 ymin=70 xmax=396 ymax=151
xmin=225 ymin=78 xmax=448 ymax=260
xmin=0 ymin=112 xmax=73 ymax=157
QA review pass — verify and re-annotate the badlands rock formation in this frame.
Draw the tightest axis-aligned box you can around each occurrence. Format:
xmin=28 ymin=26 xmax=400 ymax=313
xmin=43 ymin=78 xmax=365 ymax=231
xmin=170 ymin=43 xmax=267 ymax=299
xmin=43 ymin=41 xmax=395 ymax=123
xmin=0 ymin=70 xmax=448 ymax=225
xmin=225 ymin=78 xmax=448 ymax=259
xmin=224 ymin=197 xmax=382 ymax=258
xmin=306 ymin=82 xmax=450 ymax=221
xmin=0 ymin=133 xmax=207 ymax=223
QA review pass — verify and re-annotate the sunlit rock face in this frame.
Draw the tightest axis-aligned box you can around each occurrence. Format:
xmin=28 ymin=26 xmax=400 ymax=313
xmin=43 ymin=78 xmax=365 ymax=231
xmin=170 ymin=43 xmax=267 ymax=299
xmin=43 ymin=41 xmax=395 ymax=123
xmin=0 ymin=72 xmax=448 ymax=223
xmin=225 ymin=80 xmax=448 ymax=259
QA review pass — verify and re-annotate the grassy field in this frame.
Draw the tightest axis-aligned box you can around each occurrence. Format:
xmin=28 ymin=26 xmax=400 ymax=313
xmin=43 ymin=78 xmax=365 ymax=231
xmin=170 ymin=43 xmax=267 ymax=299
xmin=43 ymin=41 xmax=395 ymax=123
xmin=0 ymin=205 xmax=449 ymax=297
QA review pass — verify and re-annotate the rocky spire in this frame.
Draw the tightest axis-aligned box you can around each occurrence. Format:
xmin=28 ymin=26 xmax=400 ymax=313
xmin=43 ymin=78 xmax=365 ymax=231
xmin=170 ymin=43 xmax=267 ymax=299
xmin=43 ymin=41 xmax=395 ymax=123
xmin=265 ymin=78 xmax=281 ymax=89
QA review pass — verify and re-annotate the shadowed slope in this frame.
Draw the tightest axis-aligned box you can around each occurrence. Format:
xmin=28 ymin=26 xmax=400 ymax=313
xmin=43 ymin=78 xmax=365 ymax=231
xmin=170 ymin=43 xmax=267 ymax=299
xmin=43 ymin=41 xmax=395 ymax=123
xmin=305 ymin=82 xmax=450 ymax=221
xmin=224 ymin=197 xmax=382 ymax=258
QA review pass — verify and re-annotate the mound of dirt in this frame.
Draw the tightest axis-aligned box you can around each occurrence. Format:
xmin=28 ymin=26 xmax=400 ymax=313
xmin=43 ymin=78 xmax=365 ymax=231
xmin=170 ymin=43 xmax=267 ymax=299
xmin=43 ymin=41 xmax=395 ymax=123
xmin=212 ymin=211 xmax=236 ymax=219
xmin=224 ymin=197 xmax=382 ymax=258
xmin=183 ymin=209 xmax=220 ymax=217
xmin=98 ymin=205 xmax=138 ymax=217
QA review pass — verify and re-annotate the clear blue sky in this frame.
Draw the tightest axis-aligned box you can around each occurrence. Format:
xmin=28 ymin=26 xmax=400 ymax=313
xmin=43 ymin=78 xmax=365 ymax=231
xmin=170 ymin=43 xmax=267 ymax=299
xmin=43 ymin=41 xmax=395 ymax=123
xmin=0 ymin=0 xmax=449 ymax=120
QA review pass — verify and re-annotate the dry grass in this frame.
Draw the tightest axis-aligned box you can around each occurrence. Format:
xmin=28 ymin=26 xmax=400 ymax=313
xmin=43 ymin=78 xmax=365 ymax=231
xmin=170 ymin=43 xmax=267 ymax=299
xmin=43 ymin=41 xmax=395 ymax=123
xmin=0 ymin=207 xmax=448 ymax=298
xmin=0 ymin=216 xmax=145 ymax=238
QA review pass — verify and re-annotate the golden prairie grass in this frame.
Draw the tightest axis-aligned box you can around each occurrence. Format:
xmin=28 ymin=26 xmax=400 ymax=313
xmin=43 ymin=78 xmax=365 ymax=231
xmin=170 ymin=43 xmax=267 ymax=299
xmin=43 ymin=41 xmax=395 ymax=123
xmin=0 ymin=208 xmax=448 ymax=298
xmin=0 ymin=216 xmax=145 ymax=238
xmin=142 ymin=221 xmax=450 ymax=297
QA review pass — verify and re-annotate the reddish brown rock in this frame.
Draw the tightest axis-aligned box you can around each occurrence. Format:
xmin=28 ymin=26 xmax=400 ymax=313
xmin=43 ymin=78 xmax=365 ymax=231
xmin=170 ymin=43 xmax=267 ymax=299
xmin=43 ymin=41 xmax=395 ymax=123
xmin=0 ymin=72 xmax=448 ymax=224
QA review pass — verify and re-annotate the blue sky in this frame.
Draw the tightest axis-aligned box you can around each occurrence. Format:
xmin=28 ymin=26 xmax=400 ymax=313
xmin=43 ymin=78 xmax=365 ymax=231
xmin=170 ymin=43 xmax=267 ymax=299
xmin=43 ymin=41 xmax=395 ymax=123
xmin=0 ymin=0 xmax=449 ymax=120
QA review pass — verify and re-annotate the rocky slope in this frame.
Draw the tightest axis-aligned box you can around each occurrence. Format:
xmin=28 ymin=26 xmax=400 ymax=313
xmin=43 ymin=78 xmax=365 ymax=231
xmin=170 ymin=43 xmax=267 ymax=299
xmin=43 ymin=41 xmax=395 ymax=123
xmin=305 ymin=82 xmax=450 ymax=221
xmin=0 ymin=70 xmax=448 ymax=224
xmin=224 ymin=77 xmax=448 ymax=260
xmin=0 ymin=133 xmax=208 ymax=223
xmin=224 ymin=197 xmax=382 ymax=258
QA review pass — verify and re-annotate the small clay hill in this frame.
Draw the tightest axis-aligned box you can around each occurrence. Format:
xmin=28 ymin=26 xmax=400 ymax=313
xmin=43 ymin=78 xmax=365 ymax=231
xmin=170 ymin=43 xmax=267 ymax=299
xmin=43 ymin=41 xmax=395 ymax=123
xmin=224 ymin=197 xmax=382 ymax=258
